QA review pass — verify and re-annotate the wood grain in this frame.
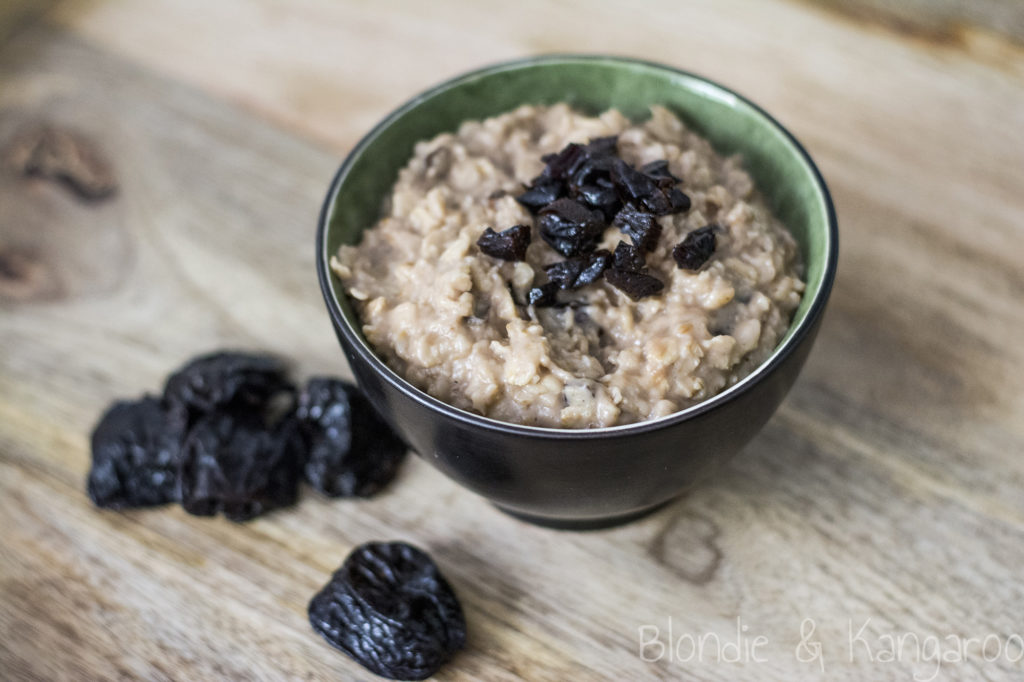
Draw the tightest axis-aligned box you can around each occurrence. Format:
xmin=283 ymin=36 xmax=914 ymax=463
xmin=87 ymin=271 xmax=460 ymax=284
xmin=2 ymin=1 xmax=1023 ymax=680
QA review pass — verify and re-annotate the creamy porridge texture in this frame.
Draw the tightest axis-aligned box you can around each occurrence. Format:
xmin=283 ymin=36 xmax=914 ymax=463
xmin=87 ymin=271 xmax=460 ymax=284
xmin=331 ymin=104 xmax=805 ymax=428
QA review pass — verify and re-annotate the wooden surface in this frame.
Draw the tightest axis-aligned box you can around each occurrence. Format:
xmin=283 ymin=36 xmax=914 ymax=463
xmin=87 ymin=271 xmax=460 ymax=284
xmin=2 ymin=1 xmax=1023 ymax=680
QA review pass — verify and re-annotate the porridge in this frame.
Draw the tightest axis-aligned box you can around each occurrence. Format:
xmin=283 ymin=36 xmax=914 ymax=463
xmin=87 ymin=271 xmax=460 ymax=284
xmin=331 ymin=104 xmax=804 ymax=428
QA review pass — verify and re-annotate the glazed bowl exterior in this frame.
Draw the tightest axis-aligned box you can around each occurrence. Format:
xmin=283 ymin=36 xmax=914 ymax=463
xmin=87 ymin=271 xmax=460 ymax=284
xmin=317 ymin=55 xmax=838 ymax=528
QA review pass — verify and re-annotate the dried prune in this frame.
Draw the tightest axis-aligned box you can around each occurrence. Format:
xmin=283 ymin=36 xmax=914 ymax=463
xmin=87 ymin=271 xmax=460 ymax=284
xmin=516 ymin=176 xmax=563 ymax=213
xmin=667 ymin=187 xmax=692 ymax=213
xmin=296 ymin=378 xmax=407 ymax=498
xmin=87 ymin=396 xmax=182 ymax=509
xmin=611 ymin=158 xmax=690 ymax=217
xmin=613 ymin=205 xmax=663 ymax=252
xmin=611 ymin=158 xmax=660 ymax=204
xmin=476 ymin=224 xmax=531 ymax=261
xmin=640 ymin=159 xmax=680 ymax=186
xmin=163 ymin=351 xmax=292 ymax=419
xmin=574 ymin=177 xmax=619 ymax=220
xmin=308 ymin=542 xmax=466 ymax=681
xmin=543 ymin=249 xmax=611 ymax=291
xmin=539 ymin=142 xmax=586 ymax=181
xmin=538 ymin=198 xmax=606 ymax=257
xmin=178 ymin=409 xmax=302 ymax=522
xmin=612 ymin=241 xmax=647 ymax=272
xmin=605 ymin=267 xmax=665 ymax=300
xmin=527 ymin=281 xmax=559 ymax=307
xmin=673 ymin=224 xmax=718 ymax=270
xmin=581 ymin=135 xmax=619 ymax=159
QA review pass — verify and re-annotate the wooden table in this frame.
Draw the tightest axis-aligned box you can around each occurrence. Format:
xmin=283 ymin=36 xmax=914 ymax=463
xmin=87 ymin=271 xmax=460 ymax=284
xmin=2 ymin=2 xmax=1023 ymax=680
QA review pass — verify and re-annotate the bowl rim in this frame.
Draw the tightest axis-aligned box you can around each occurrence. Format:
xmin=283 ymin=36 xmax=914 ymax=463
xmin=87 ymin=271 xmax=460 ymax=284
xmin=316 ymin=54 xmax=838 ymax=439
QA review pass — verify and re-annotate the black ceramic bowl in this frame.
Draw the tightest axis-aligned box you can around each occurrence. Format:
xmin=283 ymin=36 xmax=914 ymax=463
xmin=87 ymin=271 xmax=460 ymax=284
xmin=316 ymin=56 xmax=837 ymax=528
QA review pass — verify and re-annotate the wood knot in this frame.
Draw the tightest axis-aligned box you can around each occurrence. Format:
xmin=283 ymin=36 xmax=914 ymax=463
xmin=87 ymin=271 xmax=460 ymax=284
xmin=647 ymin=510 xmax=723 ymax=585
xmin=5 ymin=123 xmax=117 ymax=201
xmin=0 ymin=249 xmax=61 ymax=302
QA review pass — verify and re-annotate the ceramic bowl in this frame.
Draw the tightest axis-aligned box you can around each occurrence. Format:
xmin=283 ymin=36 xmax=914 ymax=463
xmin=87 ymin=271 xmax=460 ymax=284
xmin=316 ymin=55 xmax=838 ymax=528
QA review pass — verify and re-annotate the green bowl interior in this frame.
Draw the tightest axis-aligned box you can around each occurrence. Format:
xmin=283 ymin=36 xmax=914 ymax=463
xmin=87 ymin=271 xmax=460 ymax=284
xmin=324 ymin=56 xmax=831 ymax=353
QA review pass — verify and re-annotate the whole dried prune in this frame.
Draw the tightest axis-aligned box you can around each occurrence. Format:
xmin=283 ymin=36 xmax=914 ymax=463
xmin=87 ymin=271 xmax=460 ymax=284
xmin=612 ymin=241 xmax=647 ymax=272
xmin=673 ymin=224 xmax=718 ymax=270
xmin=308 ymin=542 xmax=466 ymax=681
xmin=537 ymin=198 xmax=606 ymax=257
xmin=527 ymin=281 xmax=559 ymax=307
xmin=87 ymin=396 xmax=182 ymax=509
xmin=605 ymin=267 xmax=665 ymax=300
xmin=179 ymin=409 xmax=302 ymax=522
xmin=613 ymin=205 xmax=663 ymax=252
xmin=296 ymin=378 xmax=407 ymax=498
xmin=476 ymin=225 xmax=531 ymax=261
xmin=163 ymin=351 xmax=292 ymax=418
xmin=543 ymin=249 xmax=611 ymax=290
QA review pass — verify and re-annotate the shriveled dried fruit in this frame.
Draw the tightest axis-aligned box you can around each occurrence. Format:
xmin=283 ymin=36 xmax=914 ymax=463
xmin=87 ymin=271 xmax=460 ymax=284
xmin=612 ymin=241 xmax=647 ymax=272
xmin=605 ymin=267 xmax=665 ymax=300
xmin=639 ymin=159 xmax=680 ymax=186
xmin=516 ymin=176 xmax=562 ymax=213
xmin=611 ymin=158 xmax=690 ymax=217
xmin=308 ymin=542 xmax=466 ymax=681
xmin=87 ymin=396 xmax=182 ymax=509
xmin=527 ymin=281 xmax=559 ymax=307
xmin=673 ymin=225 xmax=718 ymax=270
xmin=611 ymin=158 xmax=660 ymax=206
xmin=476 ymin=225 xmax=531 ymax=261
xmin=178 ymin=409 xmax=302 ymax=522
xmin=296 ymin=378 xmax=407 ymax=498
xmin=613 ymin=205 xmax=663 ymax=252
xmin=573 ymin=177 xmax=619 ymax=220
xmin=163 ymin=351 xmax=292 ymax=419
xmin=538 ymin=198 xmax=606 ymax=257
xmin=668 ymin=187 xmax=692 ymax=213
xmin=501 ymin=134 xmax=696 ymax=306
xmin=544 ymin=249 xmax=611 ymax=291
xmin=539 ymin=142 xmax=586 ymax=181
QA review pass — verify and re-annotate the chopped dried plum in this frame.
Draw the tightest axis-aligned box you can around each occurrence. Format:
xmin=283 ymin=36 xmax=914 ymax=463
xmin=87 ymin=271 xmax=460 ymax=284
xmin=612 ymin=241 xmax=647 ymax=272
xmin=673 ymin=224 xmax=718 ymax=270
xmin=296 ymin=378 xmax=407 ymax=498
xmin=163 ymin=351 xmax=292 ymax=419
xmin=500 ymin=134 xmax=697 ymax=305
xmin=573 ymin=177 xmax=619 ymax=220
xmin=178 ymin=409 xmax=302 ymax=522
xmin=605 ymin=267 xmax=665 ymax=300
xmin=640 ymin=159 xmax=680 ymax=186
xmin=476 ymin=224 xmax=531 ymax=262
xmin=613 ymin=205 xmax=663 ymax=252
xmin=611 ymin=158 xmax=689 ymax=216
xmin=516 ymin=176 xmax=563 ymax=213
xmin=611 ymin=158 xmax=659 ymax=201
xmin=527 ymin=281 xmax=559 ymax=307
xmin=87 ymin=396 xmax=182 ymax=509
xmin=538 ymin=198 xmax=606 ymax=257
xmin=308 ymin=541 xmax=466 ymax=681
xmin=667 ymin=187 xmax=692 ymax=213
xmin=539 ymin=142 xmax=586 ymax=181
xmin=581 ymin=135 xmax=619 ymax=158
xmin=544 ymin=249 xmax=611 ymax=290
